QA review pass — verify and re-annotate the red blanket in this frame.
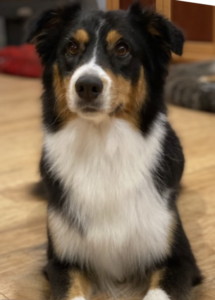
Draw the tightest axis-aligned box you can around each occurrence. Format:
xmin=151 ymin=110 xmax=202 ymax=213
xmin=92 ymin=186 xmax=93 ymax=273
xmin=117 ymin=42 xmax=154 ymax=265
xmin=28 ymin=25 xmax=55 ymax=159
xmin=0 ymin=44 xmax=43 ymax=78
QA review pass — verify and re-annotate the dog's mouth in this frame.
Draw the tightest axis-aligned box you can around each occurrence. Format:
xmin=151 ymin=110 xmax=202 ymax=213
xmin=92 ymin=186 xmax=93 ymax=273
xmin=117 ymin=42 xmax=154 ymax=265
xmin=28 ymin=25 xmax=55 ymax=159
xmin=80 ymin=106 xmax=100 ymax=113
xmin=79 ymin=103 xmax=124 ymax=115
xmin=77 ymin=104 xmax=107 ymax=122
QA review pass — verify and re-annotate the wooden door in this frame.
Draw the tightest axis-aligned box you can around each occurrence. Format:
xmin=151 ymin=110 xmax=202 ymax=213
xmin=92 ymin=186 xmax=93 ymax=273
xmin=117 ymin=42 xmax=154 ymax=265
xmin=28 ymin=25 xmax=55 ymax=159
xmin=171 ymin=0 xmax=215 ymax=61
xmin=172 ymin=1 xmax=213 ymax=42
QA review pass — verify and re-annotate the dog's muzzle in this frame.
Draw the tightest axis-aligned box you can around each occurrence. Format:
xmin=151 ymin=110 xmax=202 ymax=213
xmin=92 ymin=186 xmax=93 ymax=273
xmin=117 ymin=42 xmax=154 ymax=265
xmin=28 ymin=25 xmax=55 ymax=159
xmin=75 ymin=75 xmax=103 ymax=112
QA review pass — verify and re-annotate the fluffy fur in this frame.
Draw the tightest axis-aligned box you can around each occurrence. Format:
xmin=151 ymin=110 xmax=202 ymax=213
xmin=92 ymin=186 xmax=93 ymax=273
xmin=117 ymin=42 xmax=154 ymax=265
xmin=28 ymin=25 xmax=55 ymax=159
xmin=28 ymin=2 xmax=202 ymax=300
xmin=46 ymin=114 xmax=172 ymax=281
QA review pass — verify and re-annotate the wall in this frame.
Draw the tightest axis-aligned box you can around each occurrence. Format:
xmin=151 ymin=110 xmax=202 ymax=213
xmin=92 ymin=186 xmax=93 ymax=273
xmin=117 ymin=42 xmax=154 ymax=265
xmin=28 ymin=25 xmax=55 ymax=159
xmin=81 ymin=0 xmax=106 ymax=10
xmin=96 ymin=0 xmax=106 ymax=10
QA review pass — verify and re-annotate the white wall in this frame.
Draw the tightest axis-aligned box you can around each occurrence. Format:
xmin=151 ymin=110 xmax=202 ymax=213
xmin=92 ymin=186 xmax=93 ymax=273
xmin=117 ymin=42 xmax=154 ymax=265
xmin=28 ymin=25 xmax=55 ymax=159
xmin=96 ymin=0 xmax=106 ymax=10
xmin=81 ymin=0 xmax=106 ymax=11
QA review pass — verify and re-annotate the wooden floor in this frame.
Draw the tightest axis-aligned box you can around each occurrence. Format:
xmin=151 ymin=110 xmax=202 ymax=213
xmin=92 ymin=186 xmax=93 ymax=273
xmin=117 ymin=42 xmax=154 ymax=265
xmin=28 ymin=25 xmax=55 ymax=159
xmin=0 ymin=74 xmax=215 ymax=300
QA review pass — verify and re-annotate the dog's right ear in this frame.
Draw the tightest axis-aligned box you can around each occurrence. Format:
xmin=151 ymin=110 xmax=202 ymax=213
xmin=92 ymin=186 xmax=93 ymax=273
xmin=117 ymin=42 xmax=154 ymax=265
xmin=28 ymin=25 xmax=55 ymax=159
xmin=27 ymin=3 xmax=81 ymax=65
xmin=129 ymin=3 xmax=184 ymax=57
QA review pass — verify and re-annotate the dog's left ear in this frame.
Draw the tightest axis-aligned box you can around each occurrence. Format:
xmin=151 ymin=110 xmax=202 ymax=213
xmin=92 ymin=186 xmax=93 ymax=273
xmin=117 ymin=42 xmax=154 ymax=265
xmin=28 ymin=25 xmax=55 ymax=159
xmin=129 ymin=3 xmax=184 ymax=56
xmin=27 ymin=3 xmax=81 ymax=64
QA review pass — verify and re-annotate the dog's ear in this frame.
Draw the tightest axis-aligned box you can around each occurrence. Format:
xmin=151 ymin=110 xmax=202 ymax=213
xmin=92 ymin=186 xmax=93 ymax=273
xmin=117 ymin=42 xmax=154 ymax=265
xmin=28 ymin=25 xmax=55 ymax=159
xmin=129 ymin=3 xmax=184 ymax=56
xmin=27 ymin=3 xmax=81 ymax=64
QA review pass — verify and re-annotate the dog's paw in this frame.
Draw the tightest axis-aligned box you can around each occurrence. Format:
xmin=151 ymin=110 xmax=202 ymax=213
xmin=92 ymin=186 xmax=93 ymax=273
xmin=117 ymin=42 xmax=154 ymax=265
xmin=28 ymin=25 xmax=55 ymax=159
xmin=143 ymin=289 xmax=170 ymax=300
xmin=70 ymin=297 xmax=86 ymax=300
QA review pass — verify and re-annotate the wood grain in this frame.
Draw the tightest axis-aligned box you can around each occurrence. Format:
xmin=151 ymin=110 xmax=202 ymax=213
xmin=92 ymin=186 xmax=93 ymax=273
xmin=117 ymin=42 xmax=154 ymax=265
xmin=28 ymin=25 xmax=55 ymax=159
xmin=0 ymin=74 xmax=214 ymax=299
xmin=171 ymin=0 xmax=213 ymax=42
xmin=106 ymin=0 xmax=120 ymax=10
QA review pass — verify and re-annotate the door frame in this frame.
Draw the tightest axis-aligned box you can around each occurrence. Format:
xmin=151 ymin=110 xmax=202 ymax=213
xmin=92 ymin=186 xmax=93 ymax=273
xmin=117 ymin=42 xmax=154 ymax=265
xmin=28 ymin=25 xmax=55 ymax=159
xmin=106 ymin=0 xmax=120 ymax=10
xmin=106 ymin=0 xmax=171 ymax=16
xmin=156 ymin=0 xmax=171 ymax=17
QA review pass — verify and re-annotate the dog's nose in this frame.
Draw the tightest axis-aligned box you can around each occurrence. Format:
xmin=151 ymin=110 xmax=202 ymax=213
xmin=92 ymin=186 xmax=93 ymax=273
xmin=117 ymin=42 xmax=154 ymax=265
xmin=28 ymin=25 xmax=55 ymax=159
xmin=75 ymin=75 xmax=103 ymax=101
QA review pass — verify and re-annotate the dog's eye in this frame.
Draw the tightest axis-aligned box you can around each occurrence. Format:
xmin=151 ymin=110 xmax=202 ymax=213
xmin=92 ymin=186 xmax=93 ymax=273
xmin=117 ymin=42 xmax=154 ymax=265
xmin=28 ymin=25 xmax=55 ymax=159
xmin=68 ymin=39 xmax=80 ymax=55
xmin=115 ymin=42 xmax=129 ymax=57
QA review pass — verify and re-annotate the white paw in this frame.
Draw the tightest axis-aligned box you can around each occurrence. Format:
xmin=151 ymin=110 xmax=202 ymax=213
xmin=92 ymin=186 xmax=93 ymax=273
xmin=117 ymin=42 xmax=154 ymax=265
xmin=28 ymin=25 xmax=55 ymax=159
xmin=70 ymin=297 xmax=86 ymax=300
xmin=143 ymin=289 xmax=170 ymax=300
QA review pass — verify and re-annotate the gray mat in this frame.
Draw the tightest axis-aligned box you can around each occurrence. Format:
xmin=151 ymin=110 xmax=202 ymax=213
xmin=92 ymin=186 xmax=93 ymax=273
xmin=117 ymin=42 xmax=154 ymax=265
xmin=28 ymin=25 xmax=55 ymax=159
xmin=165 ymin=60 xmax=215 ymax=112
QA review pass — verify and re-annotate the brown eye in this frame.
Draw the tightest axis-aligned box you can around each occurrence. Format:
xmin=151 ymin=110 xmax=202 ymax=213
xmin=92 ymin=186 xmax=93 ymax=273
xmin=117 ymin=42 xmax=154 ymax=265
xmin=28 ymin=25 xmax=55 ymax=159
xmin=115 ymin=42 xmax=129 ymax=57
xmin=68 ymin=39 xmax=80 ymax=55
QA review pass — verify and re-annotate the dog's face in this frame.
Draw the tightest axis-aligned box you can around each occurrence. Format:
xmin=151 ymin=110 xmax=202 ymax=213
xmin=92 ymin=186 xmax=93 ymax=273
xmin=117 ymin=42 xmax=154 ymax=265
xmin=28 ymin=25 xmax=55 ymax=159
xmin=28 ymin=2 xmax=184 ymax=126
xmin=54 ymin=9 xmax=148 ymax=124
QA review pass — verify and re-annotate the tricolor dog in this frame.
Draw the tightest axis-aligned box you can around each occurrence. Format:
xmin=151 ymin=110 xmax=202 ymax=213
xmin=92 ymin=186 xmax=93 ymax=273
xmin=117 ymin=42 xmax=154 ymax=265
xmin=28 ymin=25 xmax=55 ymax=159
xmin=28 ymin=2 xmax=202 ymax=300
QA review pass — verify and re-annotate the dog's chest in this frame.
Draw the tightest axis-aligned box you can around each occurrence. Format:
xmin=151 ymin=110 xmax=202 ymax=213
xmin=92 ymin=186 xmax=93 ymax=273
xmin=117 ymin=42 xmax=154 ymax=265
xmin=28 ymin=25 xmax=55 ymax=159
xmin=45 ymin=116 xmax=172 ymax=279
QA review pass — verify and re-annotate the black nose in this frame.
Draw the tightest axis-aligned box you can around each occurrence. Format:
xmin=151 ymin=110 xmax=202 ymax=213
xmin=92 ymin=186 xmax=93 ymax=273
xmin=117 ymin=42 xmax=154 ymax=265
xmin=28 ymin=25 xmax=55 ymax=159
xmin=75 ymin=75 xmax=103 ymax=101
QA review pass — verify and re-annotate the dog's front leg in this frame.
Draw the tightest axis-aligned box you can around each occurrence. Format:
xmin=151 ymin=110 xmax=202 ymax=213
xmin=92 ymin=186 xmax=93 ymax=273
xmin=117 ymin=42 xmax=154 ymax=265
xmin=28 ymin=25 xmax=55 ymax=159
xmin=46 ymin=259 xmax=93 ymax=300
xmin=143 ymin=220 xmax=202 ymax=300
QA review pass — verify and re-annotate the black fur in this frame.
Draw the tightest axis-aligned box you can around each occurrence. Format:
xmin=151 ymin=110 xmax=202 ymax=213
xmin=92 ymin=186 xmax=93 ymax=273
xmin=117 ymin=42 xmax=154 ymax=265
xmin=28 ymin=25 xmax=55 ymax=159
xmin=153 ymin=122 xmax=185 ymax=196
xmin=160 ymin=214 xmax=203 ymax=298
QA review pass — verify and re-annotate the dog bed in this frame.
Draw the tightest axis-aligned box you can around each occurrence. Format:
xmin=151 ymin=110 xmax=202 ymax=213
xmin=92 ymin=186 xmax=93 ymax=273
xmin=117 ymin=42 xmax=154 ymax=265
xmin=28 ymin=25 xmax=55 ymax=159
xmin=165 ymin=60 xmax=215 ymax=112
xmin=0 ymin=44 xmax=43 ymax=78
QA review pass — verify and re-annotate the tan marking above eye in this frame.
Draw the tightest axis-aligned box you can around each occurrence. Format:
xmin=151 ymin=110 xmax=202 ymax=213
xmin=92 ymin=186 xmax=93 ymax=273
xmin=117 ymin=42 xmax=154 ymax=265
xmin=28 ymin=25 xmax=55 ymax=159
xmin=73 ymin=29 xmax=90 ymax=44
xmin=106 ymin=30 xmax=122 ymax=47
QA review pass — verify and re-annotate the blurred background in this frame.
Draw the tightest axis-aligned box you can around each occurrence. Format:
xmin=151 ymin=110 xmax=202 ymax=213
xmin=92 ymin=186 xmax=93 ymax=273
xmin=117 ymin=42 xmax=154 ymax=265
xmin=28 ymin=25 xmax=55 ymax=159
xmin=0 ymin=1 xmax=215 ymax=299
xmin=1 ymin=0 xmax=215 ymax=109
xmin=0 ymin=0 xmax=215 ymax=61
xmin=0 ymin=0 xmax=106 ymax=47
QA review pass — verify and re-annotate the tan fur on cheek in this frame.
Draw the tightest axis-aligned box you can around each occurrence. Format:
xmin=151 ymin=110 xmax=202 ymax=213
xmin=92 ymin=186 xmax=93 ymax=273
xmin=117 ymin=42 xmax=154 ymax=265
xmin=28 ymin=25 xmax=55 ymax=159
xmin=106 ymin=67 xmax=147 ymax=128
xmin=53 ymin=64 xmax=76 ymax=125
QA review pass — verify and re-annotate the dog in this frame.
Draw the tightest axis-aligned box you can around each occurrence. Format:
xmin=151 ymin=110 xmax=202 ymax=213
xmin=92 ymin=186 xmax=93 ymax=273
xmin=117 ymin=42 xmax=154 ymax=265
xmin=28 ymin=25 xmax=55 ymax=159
xmin=28 ymin=2 xmax=202 ymax=300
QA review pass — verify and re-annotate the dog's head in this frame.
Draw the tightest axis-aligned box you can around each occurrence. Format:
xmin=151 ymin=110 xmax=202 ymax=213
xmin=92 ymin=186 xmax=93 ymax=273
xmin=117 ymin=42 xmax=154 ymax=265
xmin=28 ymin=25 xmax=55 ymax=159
xmin=28 ymin=2 xmax=184 ymax=127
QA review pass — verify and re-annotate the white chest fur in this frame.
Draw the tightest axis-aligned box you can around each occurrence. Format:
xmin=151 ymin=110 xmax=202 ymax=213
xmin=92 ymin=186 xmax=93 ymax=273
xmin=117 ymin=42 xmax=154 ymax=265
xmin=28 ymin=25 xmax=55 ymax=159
xmin=45 ymin=115 xmax=172 ymax=280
